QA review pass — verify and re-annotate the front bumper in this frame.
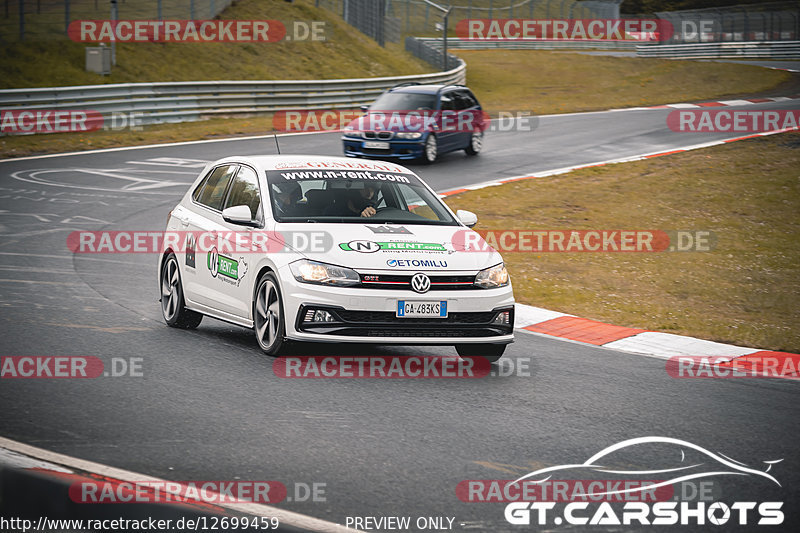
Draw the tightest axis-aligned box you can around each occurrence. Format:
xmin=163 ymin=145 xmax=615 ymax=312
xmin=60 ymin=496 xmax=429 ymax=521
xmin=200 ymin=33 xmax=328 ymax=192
xmin=279 ymin=264 xmax=515 ymax=345
xmin=341 ymin=136 xmax=425 ymax=160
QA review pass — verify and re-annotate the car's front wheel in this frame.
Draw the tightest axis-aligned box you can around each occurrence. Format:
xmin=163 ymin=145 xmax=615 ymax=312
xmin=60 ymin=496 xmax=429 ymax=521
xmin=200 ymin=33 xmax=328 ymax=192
xmin=422 ymin=134 xmax=438 ymax=164
xmin=160 ymin=253 xmax=203 ymax=329
xmin=253 ymin=272 xmax=286 ymax=355
xmin=455 ymin=343 xmax=506 ymax=363
xmin=465 ymin=131 xmax=483 ymax=156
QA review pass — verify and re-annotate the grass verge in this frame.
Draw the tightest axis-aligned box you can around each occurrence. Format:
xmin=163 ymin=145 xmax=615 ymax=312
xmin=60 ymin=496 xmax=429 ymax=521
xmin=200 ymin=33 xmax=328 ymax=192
xmin=444 ymin=131 xmax=800 ymax=353
xmin=0 ymin=0 xmax=430 ymax=88
xmin=456 ymin=50 xmax=791 ymax=114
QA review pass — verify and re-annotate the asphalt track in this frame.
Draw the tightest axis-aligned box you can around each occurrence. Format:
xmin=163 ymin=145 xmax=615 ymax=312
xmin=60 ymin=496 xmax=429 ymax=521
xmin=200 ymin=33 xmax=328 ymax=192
xmin=0 ymin=98 xmax=799 ymax=531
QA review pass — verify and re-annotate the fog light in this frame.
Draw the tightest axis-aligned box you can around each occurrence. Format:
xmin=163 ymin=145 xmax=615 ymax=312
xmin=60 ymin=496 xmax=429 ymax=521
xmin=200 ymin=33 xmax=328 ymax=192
xmin=314 ymin=310 xmax=335 ymax=322
xmin=304 ymin=309 xmax=336 ymax=323
xmin=493 ymin=311 xmax=510 ymax=325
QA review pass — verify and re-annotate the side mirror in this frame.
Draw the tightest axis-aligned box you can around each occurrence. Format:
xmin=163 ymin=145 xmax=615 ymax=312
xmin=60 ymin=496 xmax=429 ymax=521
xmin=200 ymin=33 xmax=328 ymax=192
xmin=222 ymin=205 xmax=258 ymax=226
xmin=360 ymin=104 xmax=369 ymax=113
xmin=456 ymin=209 xmax=478 ymax=228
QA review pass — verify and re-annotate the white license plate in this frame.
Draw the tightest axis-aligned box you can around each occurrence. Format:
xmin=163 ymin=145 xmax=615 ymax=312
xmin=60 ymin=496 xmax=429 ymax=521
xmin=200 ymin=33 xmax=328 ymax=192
xmin=364 ymin=141 xmax=390 ymax=149
xmin=396 ymin=301 xmax=448 ymax=318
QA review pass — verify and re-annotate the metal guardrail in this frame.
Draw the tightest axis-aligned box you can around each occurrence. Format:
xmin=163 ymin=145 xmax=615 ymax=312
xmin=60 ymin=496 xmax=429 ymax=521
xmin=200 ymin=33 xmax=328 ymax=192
xmin=0 ymin=60 xmax=466 ymax=128
xmin=417 ymin=36 xmax=640 ymax=51
xmin=637 ymin=40 xmax=800 ymax=59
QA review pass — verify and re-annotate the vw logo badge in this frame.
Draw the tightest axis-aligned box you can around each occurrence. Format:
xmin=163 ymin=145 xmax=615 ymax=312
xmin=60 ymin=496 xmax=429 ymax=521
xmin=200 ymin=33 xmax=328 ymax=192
xmin=411 ymin=273 xmax=431 ymax=294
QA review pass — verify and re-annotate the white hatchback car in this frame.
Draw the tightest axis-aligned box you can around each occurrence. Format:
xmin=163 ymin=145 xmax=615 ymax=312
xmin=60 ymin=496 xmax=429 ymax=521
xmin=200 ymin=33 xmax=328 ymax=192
xmin=158 ymin=155 xmax=514 ymax=361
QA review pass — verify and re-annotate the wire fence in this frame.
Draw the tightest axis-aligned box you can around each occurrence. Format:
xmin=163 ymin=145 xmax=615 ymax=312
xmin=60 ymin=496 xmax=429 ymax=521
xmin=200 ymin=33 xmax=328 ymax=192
xmin=316 ymin=0 xmax=623 ymax=43
xmin=654 ymin=2 xmax=799 ymax=44
xmin=4 ymin=0 xmax=797 ymax=45
xmin=317 ymin=0 xmax=798 ymax=46
xmin=0 ymin=0 xmax=232 ymax=42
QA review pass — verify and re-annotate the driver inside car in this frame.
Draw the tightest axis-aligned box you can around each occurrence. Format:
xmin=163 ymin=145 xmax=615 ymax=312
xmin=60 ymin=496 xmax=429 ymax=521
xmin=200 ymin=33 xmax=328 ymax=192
xmin=346 ymin=182 xmax=380 ymax=217
xmin=271 ymin=182 xmax=303 ymax=218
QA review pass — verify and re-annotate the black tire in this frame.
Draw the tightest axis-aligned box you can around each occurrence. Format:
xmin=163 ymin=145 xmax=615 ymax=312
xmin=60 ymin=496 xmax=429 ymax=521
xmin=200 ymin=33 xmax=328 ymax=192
xmin=465 ymin=131 xmax=483 ymax=156
xmin=253 ymin=272 xmax=287 ymax=356
xmin=455 ymin=343 xmax=506 ymax=363
xmin=422 ymin=133 xmax=438 ymax=164
xmin=160 ymin=253 xmax=203 ymax=329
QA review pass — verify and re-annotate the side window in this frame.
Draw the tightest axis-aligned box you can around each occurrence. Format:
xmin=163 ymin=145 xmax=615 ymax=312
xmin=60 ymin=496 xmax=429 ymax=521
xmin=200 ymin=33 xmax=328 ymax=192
xmin=458 ymin=90 xmax=477 ymax=109
xmin=439 ymin=93 xmax=455 ymax=111
xmin=194 ymin=165 xmax=238 ymax=211
xmin=223 ymin=165 xmax=261 ymax=221
xmin=191 ymin=169 xmax=214 ymax=202
xmin=452 ymin=91 xmax=469 ymax=111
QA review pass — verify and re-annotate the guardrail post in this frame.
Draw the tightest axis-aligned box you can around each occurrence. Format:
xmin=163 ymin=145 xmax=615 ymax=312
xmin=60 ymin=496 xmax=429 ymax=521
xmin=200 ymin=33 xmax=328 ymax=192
xmin=18 ymin=0 xmax=23 ymax=41
xmin=110 ymin=0 xmax=117 ymax=66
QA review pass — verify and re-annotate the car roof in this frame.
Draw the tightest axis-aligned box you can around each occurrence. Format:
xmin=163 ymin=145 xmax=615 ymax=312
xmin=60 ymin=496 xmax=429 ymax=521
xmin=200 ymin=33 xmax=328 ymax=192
xmin=211 ymin=154 xmax=416 ymax=174
xmin=390 ymin=84 xmax=466 ymax=95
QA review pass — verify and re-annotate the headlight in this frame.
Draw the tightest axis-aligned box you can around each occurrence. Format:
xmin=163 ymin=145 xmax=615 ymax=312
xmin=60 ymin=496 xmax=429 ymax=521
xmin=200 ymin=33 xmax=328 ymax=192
xmin=343 ymin=125 xmax=360 ymax=138
xmin=475 ymin=263 xmax=509 ymax=289
xmin=290 ymin=259 xmax=360 ymax=287
xmin=395 ymin=131 xmax=423 ymax=139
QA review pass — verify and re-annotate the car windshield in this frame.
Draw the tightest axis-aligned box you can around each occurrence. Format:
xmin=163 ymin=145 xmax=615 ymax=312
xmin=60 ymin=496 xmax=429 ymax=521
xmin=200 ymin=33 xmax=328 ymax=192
xmin=369 ymin=91 xmax=437 ymax=111
xmin=266 ymin=169 xmax=457 ymax=225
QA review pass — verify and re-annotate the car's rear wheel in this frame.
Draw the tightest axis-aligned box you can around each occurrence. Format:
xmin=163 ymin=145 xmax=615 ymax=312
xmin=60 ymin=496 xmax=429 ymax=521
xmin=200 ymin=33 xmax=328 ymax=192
xmin=465 ymin=131 xmax=483 ymax=156
xmin=455 ymin=343 xmax=506 ymax=363
xmin=160 ymin=253 xmax=202 ymax=329
xmin=422 ymin=134 xmax=438 ymax=164
xmin=253 ymin=272 xmax=286 ymax=355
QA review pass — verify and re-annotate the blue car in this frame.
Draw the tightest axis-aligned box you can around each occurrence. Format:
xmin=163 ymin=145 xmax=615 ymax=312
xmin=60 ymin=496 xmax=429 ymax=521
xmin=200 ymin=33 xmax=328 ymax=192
xmin=342 ymin=83 xmax=487 ymax=163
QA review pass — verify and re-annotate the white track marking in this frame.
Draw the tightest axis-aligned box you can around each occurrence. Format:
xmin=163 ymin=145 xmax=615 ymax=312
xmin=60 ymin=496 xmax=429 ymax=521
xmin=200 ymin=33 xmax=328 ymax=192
xmin=0 ymin=437 xmax=363 ymax=533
